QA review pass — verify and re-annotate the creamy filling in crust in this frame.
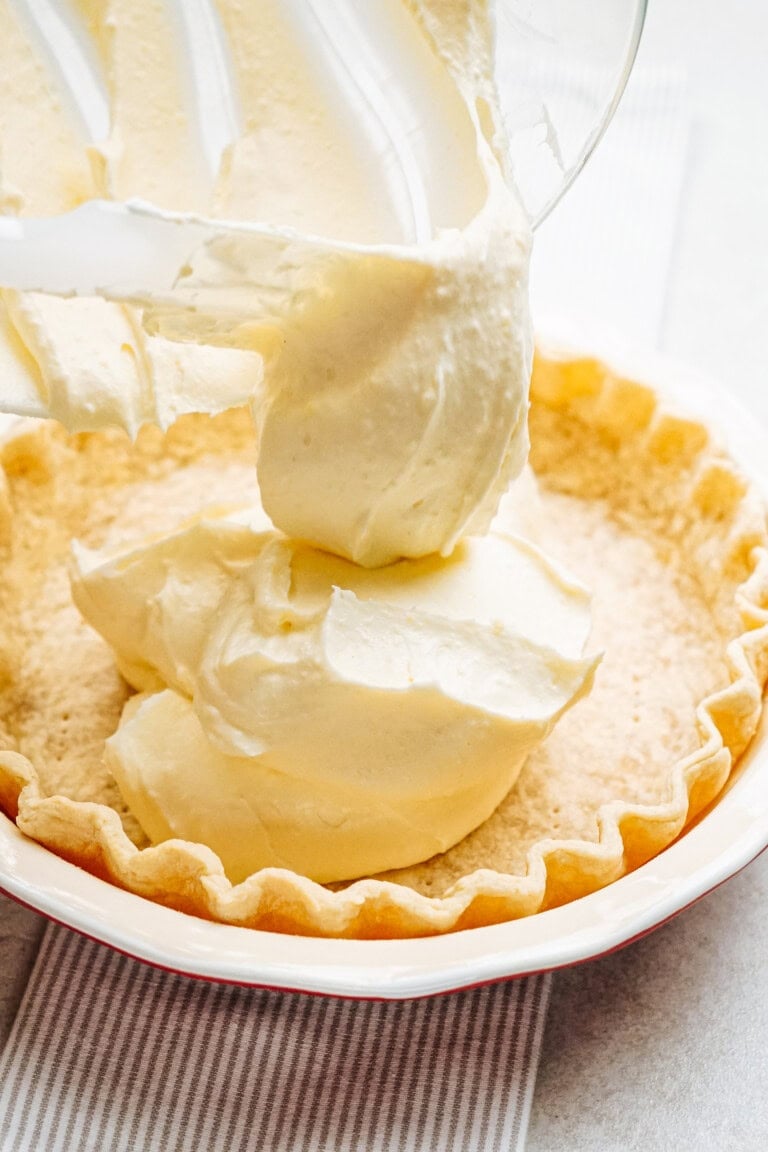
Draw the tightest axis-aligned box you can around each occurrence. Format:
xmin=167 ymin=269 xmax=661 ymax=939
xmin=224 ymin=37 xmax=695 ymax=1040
xmin=0 ymin=385 xmax=748 ymax=899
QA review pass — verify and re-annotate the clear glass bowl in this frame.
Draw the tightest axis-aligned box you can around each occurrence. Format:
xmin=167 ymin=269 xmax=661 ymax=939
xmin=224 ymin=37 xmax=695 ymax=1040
xmin=0 ymin=0 xmax=648 ymax=305
xmin=496 ymin=0 xmax=648 ymax=225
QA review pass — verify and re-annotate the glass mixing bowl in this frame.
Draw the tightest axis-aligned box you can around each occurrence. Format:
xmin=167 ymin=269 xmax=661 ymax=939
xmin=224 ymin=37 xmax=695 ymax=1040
xmin=496 ymin=0 xmax=648 ymax=225
xmin=0 ymin=0 xmax=647 ymax=310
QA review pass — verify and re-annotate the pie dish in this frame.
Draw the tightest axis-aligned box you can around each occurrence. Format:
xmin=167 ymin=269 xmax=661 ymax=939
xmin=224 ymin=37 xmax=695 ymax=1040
xmin=1 ymin=337 xmax=767 ymax=953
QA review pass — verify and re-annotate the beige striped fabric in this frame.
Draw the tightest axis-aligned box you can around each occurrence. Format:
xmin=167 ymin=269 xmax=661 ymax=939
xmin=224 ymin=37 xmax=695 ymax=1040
xmin=0 ymin=923 xmax=549 ymax=1151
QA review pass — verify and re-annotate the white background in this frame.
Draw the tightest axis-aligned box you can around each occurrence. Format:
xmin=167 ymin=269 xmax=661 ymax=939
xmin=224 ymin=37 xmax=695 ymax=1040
xmin=534 ymin=0 xmax=768 ymax=413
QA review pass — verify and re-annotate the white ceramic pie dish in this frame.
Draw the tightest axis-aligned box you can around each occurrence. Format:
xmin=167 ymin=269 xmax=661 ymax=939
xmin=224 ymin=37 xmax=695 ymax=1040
xmin=1 ymin=336 xmax=767 ymax=999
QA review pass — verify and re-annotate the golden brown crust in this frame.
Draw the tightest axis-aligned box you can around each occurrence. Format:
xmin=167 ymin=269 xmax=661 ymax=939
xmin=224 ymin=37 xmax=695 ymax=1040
xmin=1 ymin=352 xmax=767 ymax=938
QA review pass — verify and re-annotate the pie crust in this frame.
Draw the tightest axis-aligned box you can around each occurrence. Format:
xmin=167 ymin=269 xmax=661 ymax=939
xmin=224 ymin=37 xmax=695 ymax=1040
xmin=1 ymin=349 xmax=767 ymax=938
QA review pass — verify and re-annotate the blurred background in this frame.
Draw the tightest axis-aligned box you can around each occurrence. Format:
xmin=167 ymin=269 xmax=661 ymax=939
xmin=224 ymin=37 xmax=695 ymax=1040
xmin=532 ymin=0 xmax=768 ymax=424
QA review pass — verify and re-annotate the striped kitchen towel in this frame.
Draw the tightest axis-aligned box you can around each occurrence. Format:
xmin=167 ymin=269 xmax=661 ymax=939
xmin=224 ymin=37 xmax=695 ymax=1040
xmin=0 ymin=922 xmax=550 ymax=1151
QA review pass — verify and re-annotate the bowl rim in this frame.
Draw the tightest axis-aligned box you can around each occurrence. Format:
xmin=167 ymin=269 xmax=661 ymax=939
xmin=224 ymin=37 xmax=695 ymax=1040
xmin=2 ymin=334 xmax=767 ymax=1000
xmin=528 ymin=0 xmax=648 ymax=228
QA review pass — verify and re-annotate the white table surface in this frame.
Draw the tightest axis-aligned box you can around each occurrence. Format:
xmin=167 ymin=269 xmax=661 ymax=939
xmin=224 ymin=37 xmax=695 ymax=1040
xmin=2 ymin=1 xmax=768 ymax=1148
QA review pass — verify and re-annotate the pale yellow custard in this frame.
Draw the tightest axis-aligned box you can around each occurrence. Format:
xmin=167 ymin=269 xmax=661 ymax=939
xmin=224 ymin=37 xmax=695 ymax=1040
xmin=71 ymin=509 xmax=596 ymax=882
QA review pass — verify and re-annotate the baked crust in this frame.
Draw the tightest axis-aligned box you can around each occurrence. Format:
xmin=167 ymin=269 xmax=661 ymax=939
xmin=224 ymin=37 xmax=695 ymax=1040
xmin=1 ymin=350 xmax=767 ymax=938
